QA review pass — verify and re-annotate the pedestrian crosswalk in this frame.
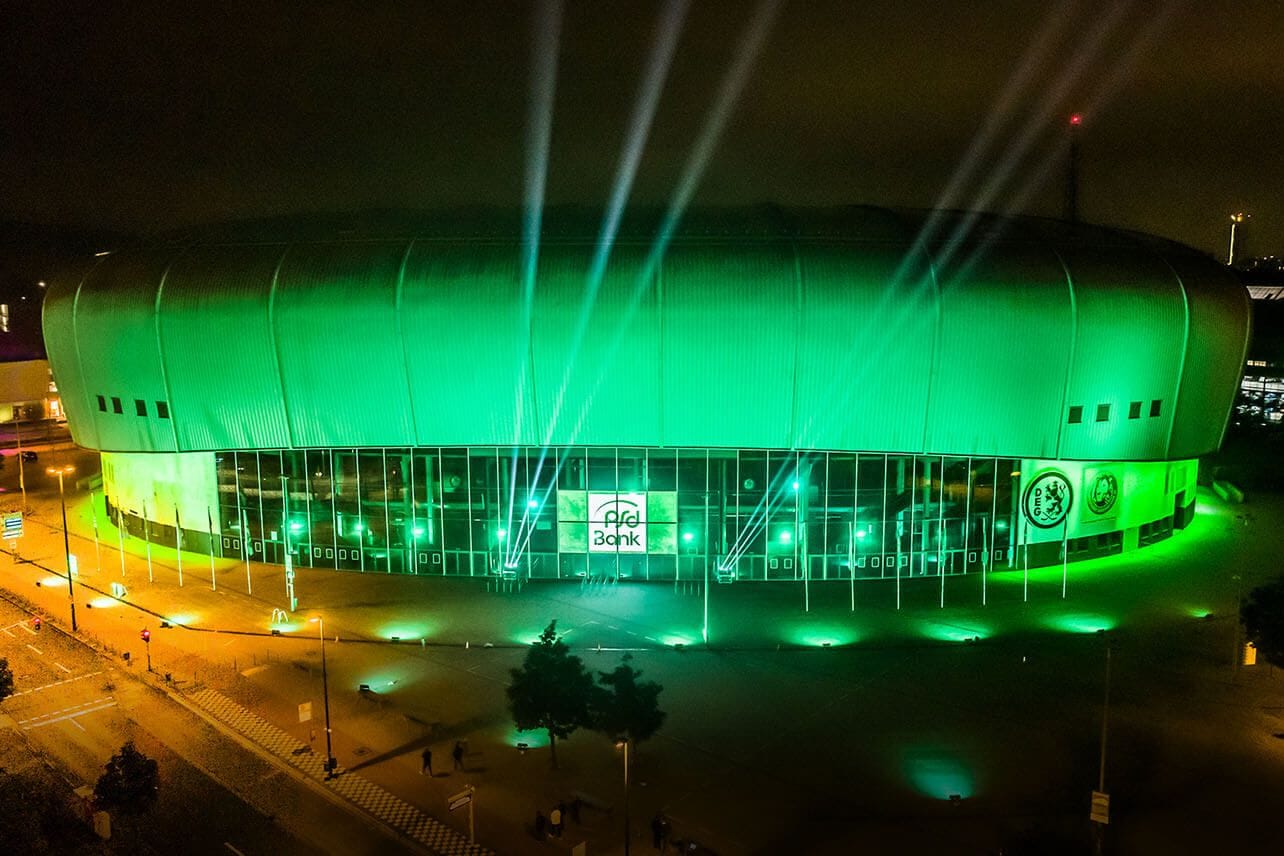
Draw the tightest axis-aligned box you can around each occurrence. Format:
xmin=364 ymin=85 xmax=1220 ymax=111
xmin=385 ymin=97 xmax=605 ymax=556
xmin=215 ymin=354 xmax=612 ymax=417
xmin=185 ymin=687 xmax=491 ymax=856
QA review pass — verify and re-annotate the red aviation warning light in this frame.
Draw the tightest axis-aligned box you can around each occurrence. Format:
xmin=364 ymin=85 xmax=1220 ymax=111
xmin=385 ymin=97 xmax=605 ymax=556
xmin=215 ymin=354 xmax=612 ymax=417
xmin=1069 ymin=112 xmax=1083 ymax=126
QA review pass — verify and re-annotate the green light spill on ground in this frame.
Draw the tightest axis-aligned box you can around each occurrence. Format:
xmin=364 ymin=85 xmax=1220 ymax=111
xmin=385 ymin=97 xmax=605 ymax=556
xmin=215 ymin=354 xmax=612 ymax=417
xmin=903 ymin=750 xmax=975 ymax=800
xmin=1045 ymin=613 xmax=1116 ymax=634
xmin=506 ymin=727 xmax=549 ymax=749
xmin=377 ymin=623 xmax=433 ymax=641
xmin=784 ymin=623 xmax=859 ymax=648
xmin=917 ymin=620 xmax=989 ymax=642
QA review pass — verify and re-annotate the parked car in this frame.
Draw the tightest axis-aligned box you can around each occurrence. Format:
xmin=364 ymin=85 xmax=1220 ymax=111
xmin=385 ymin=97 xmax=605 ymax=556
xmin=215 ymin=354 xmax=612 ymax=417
xmin=21 ymin=451 xmax=38 ymax=462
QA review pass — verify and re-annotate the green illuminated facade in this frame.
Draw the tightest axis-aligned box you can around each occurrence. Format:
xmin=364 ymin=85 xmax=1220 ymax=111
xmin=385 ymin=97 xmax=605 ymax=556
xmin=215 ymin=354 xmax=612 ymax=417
xmin=43 ymin=208 xmax=1249 ymax=584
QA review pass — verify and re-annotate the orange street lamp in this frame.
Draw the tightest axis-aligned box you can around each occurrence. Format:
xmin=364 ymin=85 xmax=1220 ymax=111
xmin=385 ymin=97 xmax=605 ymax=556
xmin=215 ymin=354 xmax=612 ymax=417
xmin=46 ymin=464 xmax=77 ymax=631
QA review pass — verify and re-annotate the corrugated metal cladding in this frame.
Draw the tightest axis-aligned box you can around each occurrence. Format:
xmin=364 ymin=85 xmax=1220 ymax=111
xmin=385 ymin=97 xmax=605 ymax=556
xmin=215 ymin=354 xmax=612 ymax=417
xmin=40 ymin=207 xmax=1250 ymax=461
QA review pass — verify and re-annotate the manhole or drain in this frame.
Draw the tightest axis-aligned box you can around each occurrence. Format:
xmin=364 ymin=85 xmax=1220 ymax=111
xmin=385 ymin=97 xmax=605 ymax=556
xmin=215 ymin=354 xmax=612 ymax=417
xmin=353 ymin=746 xmax=372 ymax=757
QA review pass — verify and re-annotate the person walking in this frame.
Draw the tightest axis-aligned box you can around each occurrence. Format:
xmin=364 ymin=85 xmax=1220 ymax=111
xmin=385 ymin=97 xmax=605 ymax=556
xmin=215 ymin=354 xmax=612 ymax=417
xmin=452 ymin=740 xmax=465 ymax=771
xmin=420 ymin=747 xmax=433 ymax=776
xmin=534 ymin=809 xmax=548 ymax=840
xmin=652 ymin=813 xmax=665 ymax=850
xmin=549 ymin=804 xmax=563 ymax=837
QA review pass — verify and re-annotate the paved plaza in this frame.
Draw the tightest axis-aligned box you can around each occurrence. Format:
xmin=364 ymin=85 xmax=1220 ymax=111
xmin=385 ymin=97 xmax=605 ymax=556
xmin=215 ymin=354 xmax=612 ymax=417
xmin=4 ymin=446 xmax=1284 ymax=854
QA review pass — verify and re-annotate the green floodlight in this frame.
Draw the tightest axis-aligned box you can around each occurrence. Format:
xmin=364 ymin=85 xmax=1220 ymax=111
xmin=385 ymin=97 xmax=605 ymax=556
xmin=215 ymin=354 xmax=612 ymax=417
xmin=412 ymin=525 xmax=426 ymax=538
xmin=855 ymin=529 xmax=867 ymax=540
xmin=289 ymin=520 xmax=304 ymax=532
xmin=779 ymin=530 xmax=792 ymax=544
xmin=497 ymin=528 xmax=508 ymax=541
xmin=682 ymin=531 xmax=695 ymax=543
xmin=527 ymin=498 xmax=538 ymax=508
xmin=791 ymin=480 xmax=800 ymax=491
xmin=354 ymin=521 xmax=365 ymax=534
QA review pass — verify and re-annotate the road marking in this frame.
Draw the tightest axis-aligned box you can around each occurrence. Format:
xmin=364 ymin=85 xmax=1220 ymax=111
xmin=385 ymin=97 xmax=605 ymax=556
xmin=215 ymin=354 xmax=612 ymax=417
xmin=240 ymin=665 xmax=271 ymax=677
xmin=1 ymin=627 xmax=13 ymax=637
xmin=19 ymin=623 xmax=37 ymax=635
xmin=224 ymin=843 xmax=246 ymax=856
xmin=21 ymin=700 xmax=117 ymax=730
xmin=55 ymin=662 xmax=72 ymax=674
xmin=70 ymin=717 xmax=86 ymax=732
xmin=26 ymin=643 xmax=43 ymax=655
xmin=10 ymin=670 xmax=103 ymax=697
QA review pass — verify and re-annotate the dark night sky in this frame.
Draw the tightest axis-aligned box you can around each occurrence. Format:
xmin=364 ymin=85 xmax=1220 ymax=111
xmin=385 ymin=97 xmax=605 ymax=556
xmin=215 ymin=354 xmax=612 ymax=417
xmin=2 ymin=0 xmax=1282 ymax=258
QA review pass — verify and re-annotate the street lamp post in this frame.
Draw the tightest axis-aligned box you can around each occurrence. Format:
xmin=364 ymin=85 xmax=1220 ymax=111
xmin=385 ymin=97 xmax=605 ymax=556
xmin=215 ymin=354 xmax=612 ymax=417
xmin=1094 ymin=632 xmax=1112 ymax=856
xmin=616 ymin=737 xmax=631 ymax=856
xmin=1228 ymin=212 xmax=1248 ymax=265
xmin=47 ymin=465 xmax=77 ymax=631
xmin=310 ymin=616 xmax=337 ymax=779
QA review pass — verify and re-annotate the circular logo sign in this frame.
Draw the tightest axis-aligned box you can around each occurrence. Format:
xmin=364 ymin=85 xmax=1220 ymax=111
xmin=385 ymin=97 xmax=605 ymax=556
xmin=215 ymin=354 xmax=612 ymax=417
xmin=1087 ymin=472 xmax=1119 ymax=515
xmin=1022 ymin=470 xmax=1073 ymax=529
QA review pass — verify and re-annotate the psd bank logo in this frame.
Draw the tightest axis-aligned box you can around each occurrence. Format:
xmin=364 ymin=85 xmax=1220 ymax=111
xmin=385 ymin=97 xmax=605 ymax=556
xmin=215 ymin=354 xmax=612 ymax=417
xmin=588 ymin=493 xmax=647 ymax=553
xmin=1022 ymin=470 xmax=1073 ymax=529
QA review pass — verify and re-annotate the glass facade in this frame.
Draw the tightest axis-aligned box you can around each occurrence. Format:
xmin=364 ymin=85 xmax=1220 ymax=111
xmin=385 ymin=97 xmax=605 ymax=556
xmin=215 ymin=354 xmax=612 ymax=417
xmin=210 ymin=447 xmax=1022 ymax=582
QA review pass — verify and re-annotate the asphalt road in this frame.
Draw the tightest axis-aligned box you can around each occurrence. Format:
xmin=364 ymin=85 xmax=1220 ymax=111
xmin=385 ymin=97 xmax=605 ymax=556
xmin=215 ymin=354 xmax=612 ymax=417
xmin=0 ymin=595 xmax=405 ymax=856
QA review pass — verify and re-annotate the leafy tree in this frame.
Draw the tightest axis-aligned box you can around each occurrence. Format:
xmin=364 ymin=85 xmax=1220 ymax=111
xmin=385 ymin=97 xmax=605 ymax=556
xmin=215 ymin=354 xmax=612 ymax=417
xmin=94 ymin=741 xmax=159 ymax=815
xmin=0 ymin=657 xmax=13 ymax=703
xmin=1242 ymin=575 xmax=1284 ymax=669
xmin=507 ymin=620 xmax=595 ymax=768
xmin=592 ymin=654 xmax=666 ymax=751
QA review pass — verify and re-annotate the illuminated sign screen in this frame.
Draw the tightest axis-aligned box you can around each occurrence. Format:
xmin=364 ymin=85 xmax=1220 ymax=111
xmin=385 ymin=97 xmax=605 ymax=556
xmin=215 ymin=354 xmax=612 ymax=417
xmin=589 ymin=492 xmax=647 ymax=553
xmin=556 ymin=490 xmax=677 ymax=555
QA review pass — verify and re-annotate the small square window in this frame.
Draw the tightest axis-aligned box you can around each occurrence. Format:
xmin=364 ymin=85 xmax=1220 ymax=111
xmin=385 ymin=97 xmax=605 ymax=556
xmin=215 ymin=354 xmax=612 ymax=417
xmin=111 ymin=396 xmax=122 ymax=414
xmin=134 ymin=399 xmax=147 ymax=417
xmin=156 ymin=401 xmax=170 ymax=419
xmin=1068 ymin=406 xmax=1083 ymax=424
xmin=1096 ymin=403 xmax=1111 ymax=422
xmin=96 ymin=394 xmax=107 ymax=412
xmin=1150 ymin=399 xmax=1162 ymax=417
xmin=1128 ymin=401 xmax=1142 ymax=419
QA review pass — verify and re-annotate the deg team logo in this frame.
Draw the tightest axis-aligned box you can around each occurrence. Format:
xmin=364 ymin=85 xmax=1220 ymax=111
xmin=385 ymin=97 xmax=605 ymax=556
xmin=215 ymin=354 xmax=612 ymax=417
xmin=1087 ymin=472 xmax=1119 ymax=515
xmin=1022 ymin=469 xmax=1073 ymax=528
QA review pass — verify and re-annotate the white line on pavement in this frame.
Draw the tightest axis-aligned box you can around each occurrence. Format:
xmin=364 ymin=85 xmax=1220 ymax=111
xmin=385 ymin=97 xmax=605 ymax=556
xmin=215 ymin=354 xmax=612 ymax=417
xmin=10 ymin=670 xmax=103 ymax=697
xmin=224 ymin=844 xmax=246 ymax=856
xmin=1 ymin=627 xmax=13 ymax=637
xmin=22 ymin=701 xmax=117 ymax=730
xmin=55 ymin=662 xmax=72 ymax=674
xmin=26 ymin=643 xmax=43 ymax=655
xmin=17 ymin=696 xmax=115 ymax=724
xmin=20 ymin=623 xmax=36 ymax=635
xmin=71 ymin=717 xmax=86 ymax=732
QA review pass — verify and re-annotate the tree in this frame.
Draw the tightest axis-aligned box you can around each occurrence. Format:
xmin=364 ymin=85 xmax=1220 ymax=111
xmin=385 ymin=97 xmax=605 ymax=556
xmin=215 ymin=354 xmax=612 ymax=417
xmin=507 ymin=621 xmax=595 ymax=768
xmin=0 ymin=657 xmax=13 ymax=704
xmin=592 ymin=654 xmax=666 ymax=750
xmin=1242 ymin=575 xmax=1284 ymax=669
xmin=94 ymin=741 xmax=159 ymax=815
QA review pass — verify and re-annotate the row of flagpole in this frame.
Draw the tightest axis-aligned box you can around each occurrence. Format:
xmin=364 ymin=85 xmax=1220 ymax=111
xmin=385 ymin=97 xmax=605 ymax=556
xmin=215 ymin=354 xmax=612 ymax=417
xmin=85 ymin=490 xmax=253 ymax=597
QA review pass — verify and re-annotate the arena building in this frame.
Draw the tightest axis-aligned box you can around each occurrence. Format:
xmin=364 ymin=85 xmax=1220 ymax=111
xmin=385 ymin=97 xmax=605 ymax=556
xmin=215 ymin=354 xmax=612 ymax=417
xmin=41 ymin=208 xmax=1250 ymax=593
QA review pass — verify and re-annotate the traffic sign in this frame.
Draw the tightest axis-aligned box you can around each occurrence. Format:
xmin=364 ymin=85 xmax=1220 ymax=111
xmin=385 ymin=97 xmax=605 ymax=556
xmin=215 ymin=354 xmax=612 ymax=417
xmin=1090 ymin=790 xmax=1110 ymax=825
xmin=447 ymin=788 xmax=474 ymax=812
xmin=3 ymin=512 xmax=23 ymax=539
xmin=298 ymin=701 xmax=312 ymax=723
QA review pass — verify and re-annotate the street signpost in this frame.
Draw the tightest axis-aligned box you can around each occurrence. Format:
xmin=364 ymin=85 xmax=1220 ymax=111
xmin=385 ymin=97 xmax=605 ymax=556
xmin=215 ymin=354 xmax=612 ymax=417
xmin=3 ymin=512 xmax=23 ymax=540
xmin=1090 ymin=790 xmax=1110 ymax=825
xmin=447 ymin=785 xmax=476 ymax=843
xmin=298 ymin=702 xmax=312 ymax=723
